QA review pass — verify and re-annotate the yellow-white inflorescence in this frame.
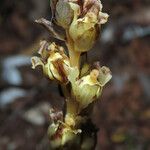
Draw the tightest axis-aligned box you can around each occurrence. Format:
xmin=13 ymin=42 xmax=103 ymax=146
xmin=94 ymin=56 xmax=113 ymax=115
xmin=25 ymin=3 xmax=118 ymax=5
xmin=31 ymin=0 xmax=111 ymax=148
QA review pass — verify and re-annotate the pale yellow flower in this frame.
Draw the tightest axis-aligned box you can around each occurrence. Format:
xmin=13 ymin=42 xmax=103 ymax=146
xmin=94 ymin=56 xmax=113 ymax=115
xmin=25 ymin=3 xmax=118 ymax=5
xmin=68 ymin=66 xmax=112 ymax=110
xmin=31 ymin=41 xmax=70 ymax=83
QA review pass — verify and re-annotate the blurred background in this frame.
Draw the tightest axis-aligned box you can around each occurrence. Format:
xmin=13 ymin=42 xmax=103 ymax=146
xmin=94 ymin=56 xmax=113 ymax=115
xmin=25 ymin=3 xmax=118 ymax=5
xmin=0 ymin=0 xmax=150 ymax=149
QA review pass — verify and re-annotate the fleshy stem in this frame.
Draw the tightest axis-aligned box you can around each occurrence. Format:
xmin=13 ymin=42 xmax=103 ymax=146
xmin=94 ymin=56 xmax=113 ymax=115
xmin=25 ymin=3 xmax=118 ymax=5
xmin=66 ymin=30 xmax=81 ymax=68
xmin=61 ymin=85 xmax=78 ymax=116
xmin=66 ymin=98 xmax=79 ymax=116
xmin=69 ymin=50 xmax=81 ymax=68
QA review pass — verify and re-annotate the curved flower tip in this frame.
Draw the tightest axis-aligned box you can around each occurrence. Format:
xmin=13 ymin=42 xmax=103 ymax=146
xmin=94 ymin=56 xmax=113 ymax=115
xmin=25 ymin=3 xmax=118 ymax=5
xmin=98 ymin=66 xmax=112 ymax=86
xmin=31 ymin=41 xmax=70 ymax=83
xmin=31 ymin=56 xmax=44 ymax=69
xmin=99 ymin=12 xmax=109 ymax=24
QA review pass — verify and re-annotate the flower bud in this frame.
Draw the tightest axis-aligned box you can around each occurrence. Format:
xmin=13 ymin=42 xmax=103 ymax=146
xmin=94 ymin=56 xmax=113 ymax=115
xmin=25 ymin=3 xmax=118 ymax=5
xmin=31 ymin=41 xmax=70 ymax=83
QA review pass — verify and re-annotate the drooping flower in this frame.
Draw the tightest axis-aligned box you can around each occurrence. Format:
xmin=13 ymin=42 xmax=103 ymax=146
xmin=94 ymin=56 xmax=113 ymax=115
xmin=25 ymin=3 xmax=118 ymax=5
xmin=68 ymin=0 xmax=109 ymax=52
xmin=31 ymin=41 xmax=70 ymax=83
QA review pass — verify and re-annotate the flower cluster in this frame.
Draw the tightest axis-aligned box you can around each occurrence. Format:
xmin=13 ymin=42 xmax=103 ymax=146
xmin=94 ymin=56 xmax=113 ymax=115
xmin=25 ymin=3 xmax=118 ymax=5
xmin=31 ymin=0 xmax=111 ymax=149
xmin=52 ymin=0 xmax=109 ymax=52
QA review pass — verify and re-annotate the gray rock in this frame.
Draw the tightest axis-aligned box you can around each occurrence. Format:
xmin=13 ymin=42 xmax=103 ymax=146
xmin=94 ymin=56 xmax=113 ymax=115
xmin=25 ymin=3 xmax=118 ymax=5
xmin=23 ymin=102 xmax=51 ymax=126
xmin=0 ymin=88 xmax=27 ymax=108
xmin=2 ymin=55 xmax=30 ymax=85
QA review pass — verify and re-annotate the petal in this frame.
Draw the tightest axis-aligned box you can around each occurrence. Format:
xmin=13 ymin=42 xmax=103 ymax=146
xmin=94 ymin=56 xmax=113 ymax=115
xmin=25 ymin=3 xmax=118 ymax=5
xmin=68 ymin=67 xmax=79 ymax=84
xmin=98 ymin=66 xmax=112 ymax=86
xmin=38 ymin=40 xmax=49 ymax=59
xmin=99 ymin=12 xmax=109 ymax=24
xmin=74 ymin=83 xmax=100 ymax=109
xmin=51 ymin=59 xmax=68 ymax=83
xmin=31 ymin=56 xmax=44 ymax=69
